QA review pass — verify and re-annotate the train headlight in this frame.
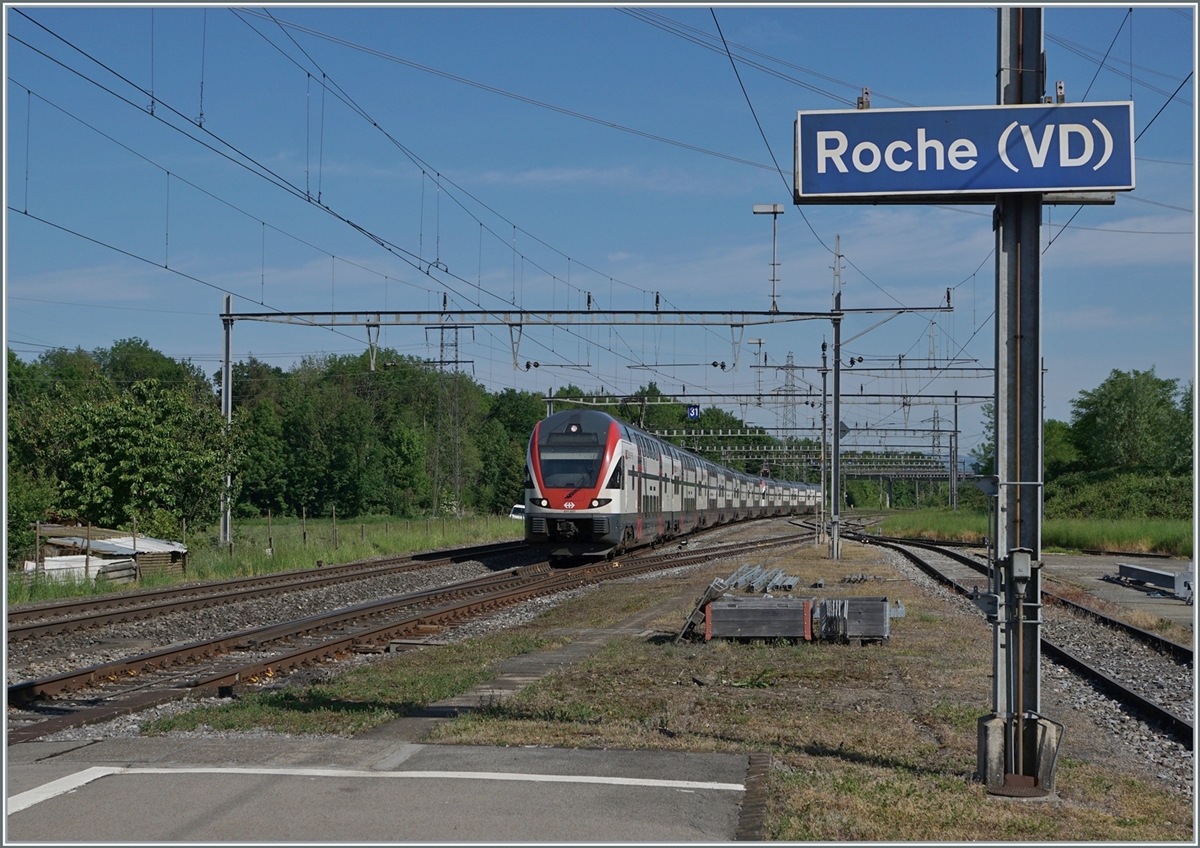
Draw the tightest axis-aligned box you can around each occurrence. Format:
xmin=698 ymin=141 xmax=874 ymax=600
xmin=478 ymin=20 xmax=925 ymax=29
xmin=532 ymin=498 xmax=549 ymax=507
xmin=589 ymin=498 xmax=611 ymax=508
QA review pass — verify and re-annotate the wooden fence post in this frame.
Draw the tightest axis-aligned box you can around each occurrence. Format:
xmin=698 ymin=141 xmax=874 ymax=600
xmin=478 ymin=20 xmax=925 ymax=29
xmin=268 ymin=509 xmax=273 ymax=554
xmin=333 ymin=505 xmax=339 ymax=549
xmin=302 ymin=506 xmax=308 ymax=546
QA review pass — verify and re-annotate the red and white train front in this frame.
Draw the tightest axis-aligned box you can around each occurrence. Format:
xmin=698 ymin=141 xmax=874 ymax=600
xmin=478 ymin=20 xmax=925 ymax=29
xmin=524 ymin=409 xmax=627 ymax=559
xmin=524 ymin=408 xmax=820 ymax=560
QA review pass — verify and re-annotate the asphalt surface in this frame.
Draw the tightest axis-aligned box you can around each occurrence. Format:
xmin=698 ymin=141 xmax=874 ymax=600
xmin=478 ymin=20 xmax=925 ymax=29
xmin=1041 ymin=552 xmax=1194 ymax=632
xmin=5 ymin=738 xmax=750 ymax=842
xmin=5 ymin=590 xmax=757 ymax=843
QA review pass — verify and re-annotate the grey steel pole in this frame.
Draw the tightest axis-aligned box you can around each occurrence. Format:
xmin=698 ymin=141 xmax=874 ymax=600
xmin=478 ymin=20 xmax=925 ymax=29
xmin=771 ymin=210 xmax=780 ymax=312
xmin=820 ymin=340 xmax=828 ymax=545
xmin=952 ymin=391 xmax=959 ymax=510
xmin=831 ymin=296 xmax=842 ymax=561
xmin=221 ymin=294 xmax=233 ymax=545
xmin=978 ymin=5 xmax=1055 ymax=797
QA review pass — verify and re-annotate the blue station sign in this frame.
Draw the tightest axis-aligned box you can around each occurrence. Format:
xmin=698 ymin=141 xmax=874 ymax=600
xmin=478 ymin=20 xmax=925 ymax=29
xmin=794 ymin=102 xmax=1134 ymax=202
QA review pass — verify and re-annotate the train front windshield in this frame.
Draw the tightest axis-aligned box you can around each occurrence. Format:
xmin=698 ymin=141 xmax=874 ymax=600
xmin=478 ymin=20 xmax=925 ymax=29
xmin=537 ymin=412 xmax=609 ymax=489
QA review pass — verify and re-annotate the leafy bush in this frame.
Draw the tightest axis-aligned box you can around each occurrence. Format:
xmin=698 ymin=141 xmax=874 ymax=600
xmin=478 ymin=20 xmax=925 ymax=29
xmin=1044 ymin=469 xmax=1192 ymax=520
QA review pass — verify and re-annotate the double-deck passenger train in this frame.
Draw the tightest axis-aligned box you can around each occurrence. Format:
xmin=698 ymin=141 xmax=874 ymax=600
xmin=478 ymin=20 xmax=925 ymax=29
xmin=524 ymin=409 xmax=821 ymax=559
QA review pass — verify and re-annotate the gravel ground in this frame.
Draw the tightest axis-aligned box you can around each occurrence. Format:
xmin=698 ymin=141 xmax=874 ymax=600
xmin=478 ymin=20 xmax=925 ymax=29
xmin=17 ymin=522 xmax=780 ymax=743
xmin=27 ymin=581 xmax=603 ymax=743
xmin=880 ymin=547 xmax=1194 ymax=800
xmin=22 ymin=521 xmax=1190 ymax=805
xmin=6 ymin=559 xmax=512 ymax=684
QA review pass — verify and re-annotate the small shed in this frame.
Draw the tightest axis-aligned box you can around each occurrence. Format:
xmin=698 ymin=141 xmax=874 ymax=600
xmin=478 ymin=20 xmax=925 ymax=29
xmin=28 ymin=522 xmax=187 ymax=582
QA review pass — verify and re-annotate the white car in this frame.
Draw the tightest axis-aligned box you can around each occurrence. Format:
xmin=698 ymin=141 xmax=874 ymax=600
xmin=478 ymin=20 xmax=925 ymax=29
xmin=508 ymin=504 xmax=526 ymax=520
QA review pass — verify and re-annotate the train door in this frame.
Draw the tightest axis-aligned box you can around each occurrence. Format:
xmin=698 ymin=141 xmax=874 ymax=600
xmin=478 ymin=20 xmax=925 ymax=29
xmin=635 ymin=437 xmax=644 ymax=542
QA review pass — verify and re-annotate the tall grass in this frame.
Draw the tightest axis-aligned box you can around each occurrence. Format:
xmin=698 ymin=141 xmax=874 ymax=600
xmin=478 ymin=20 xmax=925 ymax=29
xmin=7 ymin=514 xmax=523 ymax=605
xmin=1041 ymin=518 xmax=1193 ymax=558
xmin=879 ymin=511 xmax=989 ymax=542
xmin=878 ymin=509 xmax=1192 ymax=557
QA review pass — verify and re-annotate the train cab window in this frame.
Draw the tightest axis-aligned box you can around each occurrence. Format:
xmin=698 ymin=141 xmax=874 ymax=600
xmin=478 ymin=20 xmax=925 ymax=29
xmin=605 ymin=457 xmax=624 ymax=490
xmin=523 ymin=463 xmax=534 ymax=489
xmin=537 ymin=411 xmax=609 ymax=488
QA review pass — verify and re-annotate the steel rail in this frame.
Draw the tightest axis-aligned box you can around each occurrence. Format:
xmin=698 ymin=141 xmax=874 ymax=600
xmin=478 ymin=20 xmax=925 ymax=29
xmin=6 ymin=528 xmax=812 ymax=743
xmin=860 ymin=533 xmax=1192 ymax=662
xmin=853 ymin=534 xmax=1193 ymax=747
xmin=7 ymin=567 xmax=542 ymax=702
xmin=7 ymin=540 xmax=531 ymax=640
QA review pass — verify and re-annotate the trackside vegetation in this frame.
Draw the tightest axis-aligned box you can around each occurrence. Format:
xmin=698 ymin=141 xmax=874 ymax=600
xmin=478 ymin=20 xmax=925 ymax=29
xmin=871 ymin=367 xmax=1192 ymax=554
xmin=7 ymin=340 xmax=1191 ymax=583
xmin=6 ymin=514 xmax=522 ymax=605
xmin=7 ymin=341 xmax=788 ymax=573
xmin=879 ymin=511 xmax=1192 ymax=558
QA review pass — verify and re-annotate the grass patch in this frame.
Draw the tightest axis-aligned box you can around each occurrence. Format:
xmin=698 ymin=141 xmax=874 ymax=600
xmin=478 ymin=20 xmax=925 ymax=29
xmin=879 ymin=510 xmax=1192 ymax=557
xmin=144 ymin=631 xmax=559 ymax=737
xmin=1040 ymin=517 xmax=1192 ymax=558
xmin=879 ymin=510 xmax=990 ymax=543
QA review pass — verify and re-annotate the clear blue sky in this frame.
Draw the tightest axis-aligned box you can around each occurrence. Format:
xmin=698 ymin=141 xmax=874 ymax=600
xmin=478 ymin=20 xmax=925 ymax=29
xmin=4 ymin=4 xmax=1195 ymax=461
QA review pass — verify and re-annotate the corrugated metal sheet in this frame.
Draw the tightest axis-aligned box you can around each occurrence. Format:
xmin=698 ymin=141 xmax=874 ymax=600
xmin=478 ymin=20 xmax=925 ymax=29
xmin=818 ymin=597 xmax=891 ymax=642
xmin=706 ymin=598 xmax=815 ymax=640
xmin=23 ymin=556 xmax=135 ymax=580
xmin=42 ymin=535 xmax=186 ymax=556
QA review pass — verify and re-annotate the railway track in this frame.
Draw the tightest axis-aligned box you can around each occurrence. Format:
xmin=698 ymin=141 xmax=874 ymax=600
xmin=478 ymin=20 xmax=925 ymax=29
xmin=850 ymin=532 xmax=1194 ymax=748
xmin=7 ymin=540 xmax=532 ymax=641
xmin=7 ymin=526 xmax=814 ymax=744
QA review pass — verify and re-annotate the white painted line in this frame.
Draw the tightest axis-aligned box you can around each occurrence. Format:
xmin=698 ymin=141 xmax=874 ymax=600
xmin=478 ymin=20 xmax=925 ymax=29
xmin=8 ymin=765 xmax=744 ymax=813
xmin=124 ymin=766 xmax=745 ymax=791
xmin=7 ymin=767 xmax=124 ymax=814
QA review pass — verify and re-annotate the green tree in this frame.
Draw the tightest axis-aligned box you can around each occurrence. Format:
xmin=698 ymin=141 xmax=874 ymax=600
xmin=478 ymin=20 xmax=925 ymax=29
xmin=1168 ymin=382 xmax=1193 ymax=475
xmin=47 ymin=379 xmax=235 ymax=532
xmin=6 ymin=465 xmax=58 ymax=566
xmin=969 ymin=402 xmax=995 ymax=475
xmin=278 ymin=363 xmax=332 ymax=518
xmin=383 ymin=419 xmax=430 ymax=516
xmin=228 ymin=355 xmax=286 ymax=411
xmin=94 ymin=337 xmax=212 ymax=400
xmin=1070 ymin=367 xmax=1184 ymax=471
xmin=1043 ymin=418 xmax=1079 ymax=479
xmin=236 ymin=401 xmax=290 ymax=517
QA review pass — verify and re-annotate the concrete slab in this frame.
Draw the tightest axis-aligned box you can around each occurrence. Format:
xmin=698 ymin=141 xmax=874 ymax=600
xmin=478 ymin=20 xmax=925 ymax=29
xmin=39 ymin=736 xmax=406 ymax=768
xmin=40 ymin=736 xmax=209 ymax=764
xmin=399 ymin=744 xmax=750 ymax=786
xmin=5 ymin=743 xmax=748 ymax=842
xmin=3 ymin=740 xmax=95 ymax=765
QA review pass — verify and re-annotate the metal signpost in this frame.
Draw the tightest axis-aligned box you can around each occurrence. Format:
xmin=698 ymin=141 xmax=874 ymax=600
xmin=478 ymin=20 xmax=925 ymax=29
xmin=793 ymin=6 xmax=1134 ymax=797
xmin=795 ymin=102 xmax=1133 ymax=201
